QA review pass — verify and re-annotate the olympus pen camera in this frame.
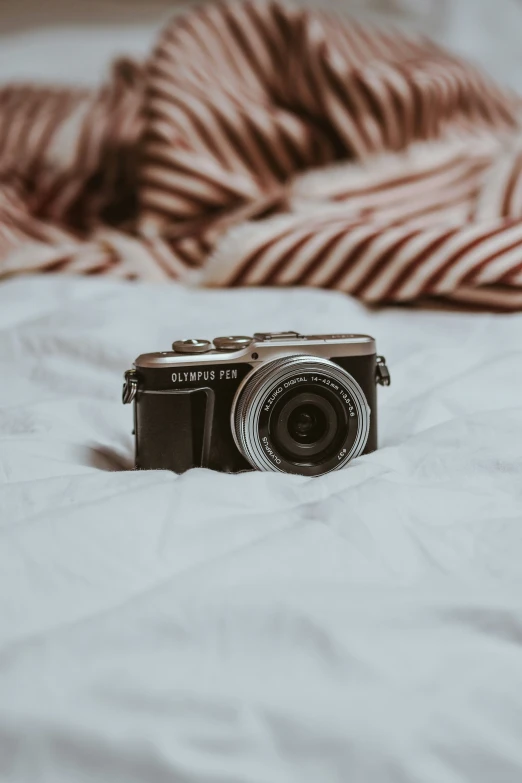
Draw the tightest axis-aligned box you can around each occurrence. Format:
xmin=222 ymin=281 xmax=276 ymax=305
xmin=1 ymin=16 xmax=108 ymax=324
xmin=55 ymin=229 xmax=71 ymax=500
xmin=122 ymin=332 xmax=390 ymax=477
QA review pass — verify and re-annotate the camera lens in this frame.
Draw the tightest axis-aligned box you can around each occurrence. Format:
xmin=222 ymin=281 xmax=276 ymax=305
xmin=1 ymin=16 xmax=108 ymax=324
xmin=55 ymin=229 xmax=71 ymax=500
xmin=292 ymin=409 xmax=314 ymax=436
xmin=288 ymin=406 xmax=324 ymax=442
xmin=271 ymin=391 xmax=339 ymax=461
xmin=231 ymin=355 xmax=370 ymax=476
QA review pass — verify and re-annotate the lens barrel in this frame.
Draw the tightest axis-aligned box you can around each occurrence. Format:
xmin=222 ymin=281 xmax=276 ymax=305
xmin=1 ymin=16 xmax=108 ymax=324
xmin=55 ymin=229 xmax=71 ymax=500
xmin=231 ymin=355 xmax=370 ymax=476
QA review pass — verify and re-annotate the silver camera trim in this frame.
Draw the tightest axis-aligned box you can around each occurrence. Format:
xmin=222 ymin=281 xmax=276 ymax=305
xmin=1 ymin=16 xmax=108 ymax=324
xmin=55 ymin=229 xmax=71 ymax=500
xmin=230 ymin=355 xmax=371 ymax=475
xmin=135 ymin=333 xmax=376 ymax=369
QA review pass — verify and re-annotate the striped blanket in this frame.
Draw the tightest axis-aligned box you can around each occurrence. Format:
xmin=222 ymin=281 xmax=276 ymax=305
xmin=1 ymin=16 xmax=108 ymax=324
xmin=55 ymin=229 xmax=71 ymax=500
xmin=1 ymin=0 xmax=522 ymax=310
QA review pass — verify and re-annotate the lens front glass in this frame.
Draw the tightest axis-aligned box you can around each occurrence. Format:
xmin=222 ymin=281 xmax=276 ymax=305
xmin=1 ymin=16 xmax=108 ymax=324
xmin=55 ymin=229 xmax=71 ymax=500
xmin=270 ymin=389 xmax=344 ymax=463
xmin=288 ymin=404 xmax=326 ymax=443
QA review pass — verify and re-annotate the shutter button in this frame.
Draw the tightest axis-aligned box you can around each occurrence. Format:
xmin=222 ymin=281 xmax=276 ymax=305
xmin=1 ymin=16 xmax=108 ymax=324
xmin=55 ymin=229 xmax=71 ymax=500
xmin=172 ymin=339 xmax=211 ymax=354
xmin=213 ymin=336 xmax=253 ymax=351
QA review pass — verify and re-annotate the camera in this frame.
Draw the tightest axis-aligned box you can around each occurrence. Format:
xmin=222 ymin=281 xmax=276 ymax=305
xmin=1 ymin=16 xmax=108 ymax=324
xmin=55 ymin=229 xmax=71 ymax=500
xmin=122 ymin=331 xmax=390 ymax=477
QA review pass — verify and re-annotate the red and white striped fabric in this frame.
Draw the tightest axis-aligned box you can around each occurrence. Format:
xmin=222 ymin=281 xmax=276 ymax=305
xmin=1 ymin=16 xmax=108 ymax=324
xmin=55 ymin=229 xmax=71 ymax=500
xmin=1 ymin=1 xmax=522 ymax=309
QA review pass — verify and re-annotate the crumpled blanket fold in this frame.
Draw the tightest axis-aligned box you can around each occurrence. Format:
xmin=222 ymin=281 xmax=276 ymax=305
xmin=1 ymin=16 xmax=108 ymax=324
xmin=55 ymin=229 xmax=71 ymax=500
xmin=1 ymin=0 xmax=522 ymax=309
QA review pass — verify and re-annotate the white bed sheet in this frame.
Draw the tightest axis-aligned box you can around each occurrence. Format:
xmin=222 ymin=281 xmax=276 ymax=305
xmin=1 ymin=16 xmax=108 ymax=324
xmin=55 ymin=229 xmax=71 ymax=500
xmin=1 ymin=275 xmax=522 ymax=782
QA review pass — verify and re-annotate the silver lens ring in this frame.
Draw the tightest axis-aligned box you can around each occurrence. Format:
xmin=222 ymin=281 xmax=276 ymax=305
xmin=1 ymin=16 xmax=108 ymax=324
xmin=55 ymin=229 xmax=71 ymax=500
xmin=231 ymin=355 xmax=370 ymax=474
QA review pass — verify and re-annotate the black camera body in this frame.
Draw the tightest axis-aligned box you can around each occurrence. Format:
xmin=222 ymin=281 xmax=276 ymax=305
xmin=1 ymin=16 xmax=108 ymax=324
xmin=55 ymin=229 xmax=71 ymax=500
xmin=123 ymin=332 xmax=390 ymax=477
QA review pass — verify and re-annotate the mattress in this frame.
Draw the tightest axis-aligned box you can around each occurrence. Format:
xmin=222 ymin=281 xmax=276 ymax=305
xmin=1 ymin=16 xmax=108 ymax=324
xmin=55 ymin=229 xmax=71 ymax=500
xmin=1 ymin=274 xmax=522 ymax=781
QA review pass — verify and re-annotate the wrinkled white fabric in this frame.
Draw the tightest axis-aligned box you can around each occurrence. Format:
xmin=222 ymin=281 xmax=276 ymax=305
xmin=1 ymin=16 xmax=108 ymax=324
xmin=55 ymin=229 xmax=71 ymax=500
xmin=1 ymin=276 xmax=522 ymax=782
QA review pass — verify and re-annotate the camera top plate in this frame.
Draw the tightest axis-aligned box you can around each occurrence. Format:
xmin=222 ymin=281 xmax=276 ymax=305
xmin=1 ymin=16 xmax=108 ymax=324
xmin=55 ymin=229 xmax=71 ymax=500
xmin=135 ymin=332 xmax=376 ymax=368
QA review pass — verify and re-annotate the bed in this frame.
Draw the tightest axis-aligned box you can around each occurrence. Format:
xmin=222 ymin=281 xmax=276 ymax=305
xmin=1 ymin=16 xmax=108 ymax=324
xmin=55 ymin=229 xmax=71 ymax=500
xmin=2 ymin=3 xmax=522 ymax=782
